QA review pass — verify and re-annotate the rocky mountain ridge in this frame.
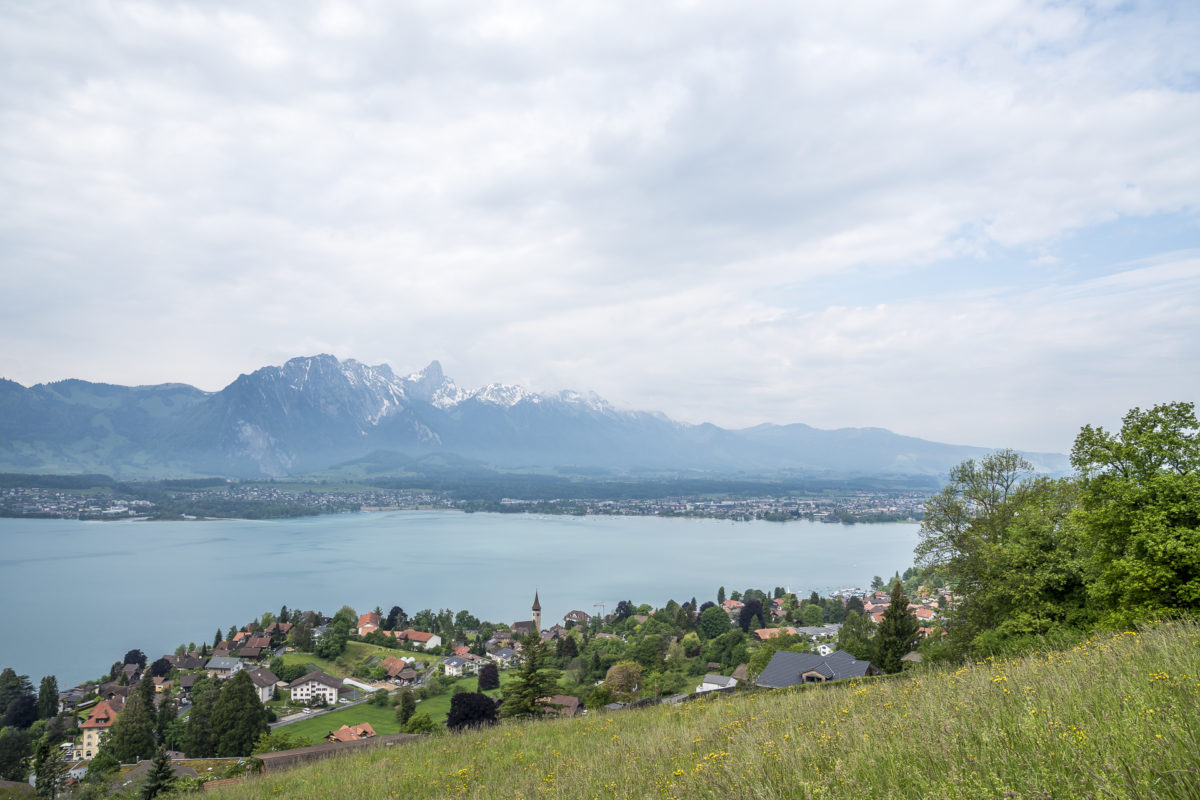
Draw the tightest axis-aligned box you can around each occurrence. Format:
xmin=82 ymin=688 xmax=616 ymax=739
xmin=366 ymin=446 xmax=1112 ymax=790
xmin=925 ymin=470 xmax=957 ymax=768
xmin=0 ymin=355 xmax=1069 ymax=478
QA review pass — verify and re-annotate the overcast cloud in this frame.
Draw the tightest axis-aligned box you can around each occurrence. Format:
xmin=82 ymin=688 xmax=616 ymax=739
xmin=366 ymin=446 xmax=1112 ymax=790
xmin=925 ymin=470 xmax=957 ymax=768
xmin=1 ymin=0 xmax=1197 ymax=452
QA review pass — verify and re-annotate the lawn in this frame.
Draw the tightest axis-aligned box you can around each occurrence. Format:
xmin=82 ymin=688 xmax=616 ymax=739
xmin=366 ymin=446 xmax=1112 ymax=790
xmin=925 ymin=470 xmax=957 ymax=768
xmin=279 ymin=641 xmax=433 ymax=680
xmin=414 ymin=672 xmax=514 ymax=724
xmin=275 ymin=702 xmax=406 ymax=743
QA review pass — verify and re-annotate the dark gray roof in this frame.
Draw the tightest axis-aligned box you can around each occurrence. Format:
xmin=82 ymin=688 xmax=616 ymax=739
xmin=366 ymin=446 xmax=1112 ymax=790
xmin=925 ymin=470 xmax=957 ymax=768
xmin=289 ymin=670 xmax=342 ymax=690
xmin=246 ymin=668 xmax=279 ymax=688
xmin=701 ymin=674 xmax=737 ymax=688
xmin=755 ymin=650 xmax=878 ymax=689
xmin=205 ymin=657 xmax=241 ymax=671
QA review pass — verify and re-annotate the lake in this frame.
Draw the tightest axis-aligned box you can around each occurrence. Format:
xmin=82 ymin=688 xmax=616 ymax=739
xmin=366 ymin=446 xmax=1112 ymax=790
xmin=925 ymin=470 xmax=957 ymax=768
xmin=0 ymin=511 xmax=921 ymax=687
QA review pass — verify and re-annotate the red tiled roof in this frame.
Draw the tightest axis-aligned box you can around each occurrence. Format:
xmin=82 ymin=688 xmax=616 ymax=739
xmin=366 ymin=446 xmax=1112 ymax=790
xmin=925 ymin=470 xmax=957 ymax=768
xmin=326 ymin=723 xmax=376 ymax=742
xmin=81 ymin=701 xmax=118 ymax=729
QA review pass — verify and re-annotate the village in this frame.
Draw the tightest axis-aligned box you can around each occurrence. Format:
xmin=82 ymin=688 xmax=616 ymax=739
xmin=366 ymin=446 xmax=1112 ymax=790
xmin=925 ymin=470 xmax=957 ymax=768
xmin=1 ymin=577 xmax=949 ymax=794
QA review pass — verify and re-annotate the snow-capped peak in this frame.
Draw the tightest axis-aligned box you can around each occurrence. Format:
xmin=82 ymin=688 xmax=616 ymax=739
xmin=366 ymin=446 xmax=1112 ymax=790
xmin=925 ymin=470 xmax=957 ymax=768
xmin=472 ymin=382 xmax=536 ymax=407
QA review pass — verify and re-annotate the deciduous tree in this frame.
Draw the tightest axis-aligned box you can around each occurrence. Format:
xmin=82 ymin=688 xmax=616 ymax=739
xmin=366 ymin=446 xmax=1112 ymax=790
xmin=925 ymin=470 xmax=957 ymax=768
xmin=477 ymin=663 xmax=500 ymax=692
xmin=1071 ymin=401 xmax=1200 ymax=623
xmin=446 ymin=692 xmax=498 ymax=731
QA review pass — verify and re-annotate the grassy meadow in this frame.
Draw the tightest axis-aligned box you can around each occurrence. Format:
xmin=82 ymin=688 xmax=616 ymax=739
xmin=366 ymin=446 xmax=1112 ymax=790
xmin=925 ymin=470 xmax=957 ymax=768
xmin=215 ymin=620 xmax=1200 ymax=800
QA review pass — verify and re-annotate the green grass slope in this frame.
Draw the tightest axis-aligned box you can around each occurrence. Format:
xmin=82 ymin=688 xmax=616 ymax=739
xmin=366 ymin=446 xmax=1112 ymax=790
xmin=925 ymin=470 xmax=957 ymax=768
xmin=216 ymin=621 xmax=1200 ymax=800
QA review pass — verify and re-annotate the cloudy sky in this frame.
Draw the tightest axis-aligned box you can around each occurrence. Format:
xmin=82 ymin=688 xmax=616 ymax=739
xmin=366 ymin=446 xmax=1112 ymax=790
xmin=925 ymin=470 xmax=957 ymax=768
xmin=1 ymin=0 xmax=1197 ymax=453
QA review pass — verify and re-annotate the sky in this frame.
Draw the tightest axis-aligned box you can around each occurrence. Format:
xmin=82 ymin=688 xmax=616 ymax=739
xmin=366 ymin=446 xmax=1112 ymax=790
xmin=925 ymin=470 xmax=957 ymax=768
xmin=1 ymin=0 xmax=1197 ymax=454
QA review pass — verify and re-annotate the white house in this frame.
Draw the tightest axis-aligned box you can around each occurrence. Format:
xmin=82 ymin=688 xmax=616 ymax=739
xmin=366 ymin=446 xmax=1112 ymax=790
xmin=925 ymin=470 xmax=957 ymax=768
xmin=289 ymin=670 xmax=341 ymax=705
xmin=246 ymin=668 xmax=279 ymax=704
xmin=205 ymin=657 xmax=244 ymax=680
xmin=443 ymin=656 xmax=476 ymax=677
xmin=696 ymin=674 xmax=738 ymax=694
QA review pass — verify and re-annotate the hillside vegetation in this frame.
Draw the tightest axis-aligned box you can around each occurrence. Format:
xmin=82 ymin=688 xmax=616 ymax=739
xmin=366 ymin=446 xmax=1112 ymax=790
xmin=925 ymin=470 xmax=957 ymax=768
xmin=214 ymin=620 xmax=1200 ymax=800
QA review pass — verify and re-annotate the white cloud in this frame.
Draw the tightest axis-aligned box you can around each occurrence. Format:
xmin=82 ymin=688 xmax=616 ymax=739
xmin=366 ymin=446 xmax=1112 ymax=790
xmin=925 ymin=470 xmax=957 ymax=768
xmin=0 ymin=0 xmax=1197 ymax=452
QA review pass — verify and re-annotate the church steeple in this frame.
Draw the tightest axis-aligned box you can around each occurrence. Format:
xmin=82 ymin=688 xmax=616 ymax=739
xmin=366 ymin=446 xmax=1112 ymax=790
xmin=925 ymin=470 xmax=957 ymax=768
xmin=532 ymin=591 xmax=542 ymax=632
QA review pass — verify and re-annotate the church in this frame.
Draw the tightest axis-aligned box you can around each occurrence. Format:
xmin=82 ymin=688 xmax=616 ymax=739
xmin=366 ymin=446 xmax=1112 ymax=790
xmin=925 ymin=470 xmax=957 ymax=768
xmin=511 ymin=591 xmax=542 ymax=638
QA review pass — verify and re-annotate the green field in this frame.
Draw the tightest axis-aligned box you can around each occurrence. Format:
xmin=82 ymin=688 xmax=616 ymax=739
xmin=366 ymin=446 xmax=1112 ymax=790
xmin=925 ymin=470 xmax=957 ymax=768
xmin=212 ymin=620 xmax=1200 ymax=800
xmin=413 ymin=672 xmax=515 ymax=724
xmin=274 ymin=703 xmax=406 ymax=743
xmin=279 ymin=641 xmax=433 ymax=680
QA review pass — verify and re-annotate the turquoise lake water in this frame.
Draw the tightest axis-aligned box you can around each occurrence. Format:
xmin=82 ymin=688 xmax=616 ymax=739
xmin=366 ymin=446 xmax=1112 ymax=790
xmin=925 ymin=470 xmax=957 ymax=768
xmin=0 ymin=511 xmax=920 ymax=687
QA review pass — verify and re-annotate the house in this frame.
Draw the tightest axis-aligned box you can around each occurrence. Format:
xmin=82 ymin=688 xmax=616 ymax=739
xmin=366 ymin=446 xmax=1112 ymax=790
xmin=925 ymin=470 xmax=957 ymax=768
xmin=246 ymin=668 xmax=279 ymax=704
xmin=452 ymin=645 xmax=471 ymax=657
xmin=380 ymin=656 xmax=409 ymax=680
xmin=357 ymin=612 xmax=382 ymax=637
xmin=264 ymin=621 xmax=293 ymax=636
xmin=755 ymin=650 xmax=880 ymax=689
xmin=721 ymin=599 xmax=744 ymax=616
xmin=152 ymin=677 xmax=172 ymax=693
xmin=178 ymin=674 xmax=198 ymax=693
xmin=247 ymin=636 xmax=272 ymax=649
xmin=540 ymin=695 xmax=583 ymax=717
xmin=166 ymin=654 xmax=206 ymax=671
xmin=121 ymin=663 xmax=141 ymax=683
xmin=487 ymin=647 xmax=517 ymax=667
xmin=206 ymin=657 xmax=244 ymax=680
xmin=78 ymin=700 xmax=120 ymax=759
xmin=395 ymin=629 xmax=441 ymax=649
xmin=511 ymin=621 xmax=536 ymax=638
xmin=395 ymin=668 xmax=418 ymax=686
xmin=236 ymin=646 xmax=264 ymax=660
xmin=443 ymin=656 xmax=474 ymax=677
xmin=232 ymin=631 xmax=250 ymax=644
xmin=563 ymin=610 xmax=591 ymax=626
xmin=696 ymin=674 xmax=738 ymax=693
xmin=325 ymin=723 xmax=376 ymax=743
xmin=289 ymin=671 xmax=342 ymax=705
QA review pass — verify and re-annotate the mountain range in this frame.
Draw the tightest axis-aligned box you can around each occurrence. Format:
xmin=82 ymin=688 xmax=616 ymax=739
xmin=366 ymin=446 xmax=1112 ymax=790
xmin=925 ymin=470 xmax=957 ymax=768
xmin=0 ymin=354 xmax=1068 ymax=479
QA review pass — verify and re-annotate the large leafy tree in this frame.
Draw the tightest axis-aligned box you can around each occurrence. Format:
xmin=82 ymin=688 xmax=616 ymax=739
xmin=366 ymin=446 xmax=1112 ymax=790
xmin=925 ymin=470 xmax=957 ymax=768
xmin=0 ymin=727 xmax=32 ymax=781
xmin=1071 ymin=401 xmax=1200 ymax=623
xmin=0 ymin=668 xmax=32 ymax=718
xmin=446 ymin=692 xmax=498 ymax=731
xmin=477 ymin=662 xmax=500 ymax=692
xmin=837 ymin=610 xmax=875 ymax=661
xmin=211 ymin=671 xmax=269 ymax=757
xmin=500 ymin=635 xmax=561 ymax=718
xmin=874 ymin=581 xmax=920 ymax=673
xmin=916 ymin=450 xmax=1089 ymax=656
xmin=697 ymin=605 xmax=731 ymax=639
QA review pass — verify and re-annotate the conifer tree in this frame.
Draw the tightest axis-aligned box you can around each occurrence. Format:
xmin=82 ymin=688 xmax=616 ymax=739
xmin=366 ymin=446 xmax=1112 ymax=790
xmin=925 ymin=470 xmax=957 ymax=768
xmin=32 ymin=735 xmax=67 ymax=799
xmin=139 ymin=746 xmax=174 ymax=800
xmin=394 ymin=689 xmax=416 ymax=726
xmin=105 ymin=676 xmax=156 ymax=763
xmin=210 ymin=671 xmax=268 ymax=757
xmin=36 ymin=676 xmax=58 ymax=721
xmin=500 ymin=635 xmax=561 ymax=718
xmin=182 ymin=680 xmax=218 ymax=758
xmin=874 ymin=581 xmax=920 ymax=673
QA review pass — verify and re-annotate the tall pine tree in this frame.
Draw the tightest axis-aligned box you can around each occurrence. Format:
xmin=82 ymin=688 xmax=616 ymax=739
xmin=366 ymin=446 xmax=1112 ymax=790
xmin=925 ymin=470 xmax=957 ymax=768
xmin=104 ymin=675 xmax=156 ymax=763
xmin=500 ymin=635 xmax=561 ymax=718
xmin=36 ymin=676 xmax=58 ymax=721
xmin=210 ymin=671 xmax=269 ymax=757
xmin=139 ymin=747 xmax=174 ymax=800
xmin=874 ymin=581 xmax=920 ymax=673
xmin=182 ymin=680 xmax=218 ymax=758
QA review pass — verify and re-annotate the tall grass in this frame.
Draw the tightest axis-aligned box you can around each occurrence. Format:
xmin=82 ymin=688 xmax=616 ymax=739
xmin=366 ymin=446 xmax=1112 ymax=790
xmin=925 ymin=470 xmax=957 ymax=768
xmin=215 ymin=620 xmax=1200 ymax=799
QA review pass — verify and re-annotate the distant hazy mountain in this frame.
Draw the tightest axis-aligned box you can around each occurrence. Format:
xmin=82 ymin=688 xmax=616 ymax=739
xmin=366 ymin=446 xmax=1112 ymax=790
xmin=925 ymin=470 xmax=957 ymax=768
xmin=0 ymin=355 xmax=1069 ymax=478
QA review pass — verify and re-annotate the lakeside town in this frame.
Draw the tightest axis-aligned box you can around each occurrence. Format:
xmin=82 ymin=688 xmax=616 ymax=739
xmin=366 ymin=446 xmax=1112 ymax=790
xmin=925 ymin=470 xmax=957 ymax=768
xmin=0 ymin=576 xmax=948 ymax=795
xmin=0 ymin=483 xmax=927 ymax=524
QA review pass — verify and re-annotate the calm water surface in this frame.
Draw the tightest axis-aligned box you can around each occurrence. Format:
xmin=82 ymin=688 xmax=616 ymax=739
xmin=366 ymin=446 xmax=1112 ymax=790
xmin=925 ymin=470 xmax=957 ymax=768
xmin=0 ymin=511 xmax=920 ymax=686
